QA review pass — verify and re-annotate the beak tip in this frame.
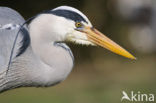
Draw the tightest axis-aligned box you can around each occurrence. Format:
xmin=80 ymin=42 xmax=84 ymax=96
xmin=132 ymin=57 xmax=137 ymax=60
xmin=128 ymin=55 xmax=137 ymax=60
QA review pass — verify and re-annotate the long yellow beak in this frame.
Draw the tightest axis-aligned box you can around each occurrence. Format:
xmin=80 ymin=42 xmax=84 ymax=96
xmin=83 ymin=27 xmax=136 ymax=60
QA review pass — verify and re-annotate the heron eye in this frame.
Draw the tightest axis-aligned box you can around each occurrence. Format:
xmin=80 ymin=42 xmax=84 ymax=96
xmin=75 ymin=22 xmax=83 ymax=28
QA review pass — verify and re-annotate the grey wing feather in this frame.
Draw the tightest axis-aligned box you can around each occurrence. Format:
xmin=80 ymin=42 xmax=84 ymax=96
xmin=0 ymin=7 xmax=26 ymax=68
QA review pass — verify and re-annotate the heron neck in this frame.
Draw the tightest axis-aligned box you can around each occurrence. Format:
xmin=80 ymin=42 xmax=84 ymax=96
xmin=29 ymin=27 xmax=73 ymax=85
xmin=27 ymin=17 xmax=74 ymax=86
xmin=31 ymin=39 xmax=73 ymax=84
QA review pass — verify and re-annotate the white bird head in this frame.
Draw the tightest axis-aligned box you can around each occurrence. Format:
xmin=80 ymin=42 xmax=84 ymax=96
xmin=29 ymin=6 xmax=136 ymax=59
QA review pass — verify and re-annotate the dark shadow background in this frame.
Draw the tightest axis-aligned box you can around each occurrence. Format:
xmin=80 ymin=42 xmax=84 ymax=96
xmin=0 ymin=0 xmax=156 ymax=103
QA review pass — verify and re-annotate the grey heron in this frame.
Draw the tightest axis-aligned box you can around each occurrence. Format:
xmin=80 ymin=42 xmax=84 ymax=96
xmin=0 ymin=6 xmax=136 ymax=93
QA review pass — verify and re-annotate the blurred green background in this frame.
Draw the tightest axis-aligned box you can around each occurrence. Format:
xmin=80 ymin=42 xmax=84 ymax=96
xmin=0 ymin=0 xmax=156 ymax=103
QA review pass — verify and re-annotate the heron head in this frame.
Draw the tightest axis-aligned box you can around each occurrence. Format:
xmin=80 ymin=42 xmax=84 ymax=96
xmin=31 ymin=6 xmax=136 ymax=60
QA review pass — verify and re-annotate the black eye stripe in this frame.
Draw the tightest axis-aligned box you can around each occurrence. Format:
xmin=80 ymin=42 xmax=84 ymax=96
xmin=42 ymin=9 xmax=88 ymax=24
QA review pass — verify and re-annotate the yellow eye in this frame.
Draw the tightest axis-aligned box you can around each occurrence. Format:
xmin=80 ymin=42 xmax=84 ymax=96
xmin=75 ymin=22 xmax=82 ymax=28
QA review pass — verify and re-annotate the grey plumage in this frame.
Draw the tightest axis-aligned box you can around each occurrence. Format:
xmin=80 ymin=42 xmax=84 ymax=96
xmin=0 ymin=7 xmax=74 ymax=93
xmin=0 ymin=7 xmax=26 ymax=68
